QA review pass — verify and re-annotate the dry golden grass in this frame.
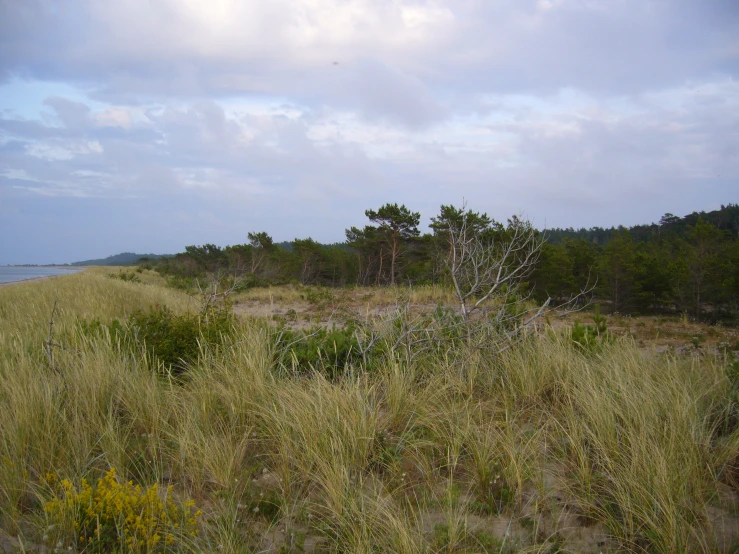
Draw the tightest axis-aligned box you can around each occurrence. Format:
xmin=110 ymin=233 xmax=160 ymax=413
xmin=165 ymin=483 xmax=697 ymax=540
xmin=0 ymin=268 xmax=191 ymax=351
xmin=233 ymin=284 xmax=455 ymax=306
xmin=0 ymin=273 xmax=738 ymax=553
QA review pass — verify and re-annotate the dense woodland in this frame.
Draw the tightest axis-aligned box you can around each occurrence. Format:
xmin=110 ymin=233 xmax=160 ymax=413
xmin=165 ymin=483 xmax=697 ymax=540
xmin=145 ymin=203 xmax=739 ymax=321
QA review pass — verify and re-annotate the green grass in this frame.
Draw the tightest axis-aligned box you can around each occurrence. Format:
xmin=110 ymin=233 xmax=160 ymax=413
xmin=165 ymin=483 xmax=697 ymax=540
xmin=0 ymin=271 xmax=738 ymax=552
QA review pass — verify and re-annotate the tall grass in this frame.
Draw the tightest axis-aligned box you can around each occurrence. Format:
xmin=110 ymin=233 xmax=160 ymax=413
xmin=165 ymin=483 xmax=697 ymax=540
xmin=0 ymin=269 xmax=191 ymax=354
xmin=0 ymin=272 xmax=737 ymax=552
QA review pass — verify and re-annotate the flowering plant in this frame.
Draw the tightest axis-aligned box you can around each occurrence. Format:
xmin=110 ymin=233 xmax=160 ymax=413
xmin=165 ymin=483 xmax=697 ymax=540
xmin=44 ymin=468 xmax=200 ymax=552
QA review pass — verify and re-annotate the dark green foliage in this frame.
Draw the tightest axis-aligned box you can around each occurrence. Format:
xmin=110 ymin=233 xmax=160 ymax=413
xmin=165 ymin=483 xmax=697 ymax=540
xmin=75 ymin=316 xmax=127 ymax=343
xmin=590 ymin=305 xmax=608 ymax=335
xmin=471 ymin=460 xmax=516 ymax=515
xmin=530 ymin=243 xmax=577 ymax=302
xmin=72 ymin=252 xmax=169 ymax=266
xmin=364 ymin=204 xmax=421 ymax=239
xmin=127 ymin=305 xmax=235 ymax=374
xmin=546 ymin=203 xmax=739 ymax=245
xmin=166 ymin=274 xmax=198 ymax=290
xmin=300 ymin=286 xmax=334 ymax=307
xmin=78 ymin=305 xmax=236 ymax=375
xmin=570 ymin=320 xmax=599 ymax=350
xmin=142 ymin=202 xmax=739 ymax=321
xmin=429 ymin=304 xmax=467 ymax=342
xmin=728 ymin=359 xmax=739 ymax=391
xmin=153 ymin=232 xmax=358 ymax=289
xmin=108 ymin=270 xmax=141 ymax=283
xmin=598 ymin=231 xmax=637 ymax=314
xmin=369 ymin=431 xmax=403 ymax=473
xmin=569 ymin=305 xmax=611 ymax=353
xmin=290 ymin=241 xmax=357 ymax=286
xmin=183 ymin=244 xmax=227 ymax=272
xmin=430 ymin=204 xmax=502 ymax=287
xmin=724 ymin=358 xmax=739 ymax=444
xmin=430 ymin=204 xmax=496 ymax=238
xmin=631 ymin=245 xmax=673 ymax=311
xmin=239 ymin=486 xmax=282 ymax=523
xmin=348 ymin=203 xmax=421 ymax=285
xmin=275 ymin=324 xmax=360 ymax=379
xmin=430 ymin=522 xmax=512 ymax=553
xmin=675 ymin=218 xmax=735 ymax=318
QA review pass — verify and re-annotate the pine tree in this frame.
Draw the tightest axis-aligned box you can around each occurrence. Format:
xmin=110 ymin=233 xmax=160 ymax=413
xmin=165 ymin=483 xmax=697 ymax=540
xmin=362 ymin=204 xmax=421 ymax=285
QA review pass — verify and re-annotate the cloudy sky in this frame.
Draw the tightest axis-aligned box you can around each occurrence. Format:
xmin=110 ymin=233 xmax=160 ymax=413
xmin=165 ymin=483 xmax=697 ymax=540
xmin=1 ymin=0 xmax=737 ymax=264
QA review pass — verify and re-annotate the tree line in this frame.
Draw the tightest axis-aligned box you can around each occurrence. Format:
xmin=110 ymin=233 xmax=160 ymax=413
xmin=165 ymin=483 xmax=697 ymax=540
xmin=144 ymin=203 xmax=739 ymax=321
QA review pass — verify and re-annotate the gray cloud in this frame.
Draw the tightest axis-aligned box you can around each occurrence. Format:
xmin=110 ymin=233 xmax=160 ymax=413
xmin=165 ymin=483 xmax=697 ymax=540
xmin=43 ymin=97 xmax=92 ymax=130
xmin=0 ymin=0 xmax=736 ymax=263
xmin=3 ymin=1 xmax=736 ymax=101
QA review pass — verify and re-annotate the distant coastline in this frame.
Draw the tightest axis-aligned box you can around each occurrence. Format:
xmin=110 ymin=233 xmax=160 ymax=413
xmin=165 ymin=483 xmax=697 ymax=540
xmin=0 ymin=265 xmax=79 ymax=269
xmin=0 ymin=266 xmax=82 ymax=286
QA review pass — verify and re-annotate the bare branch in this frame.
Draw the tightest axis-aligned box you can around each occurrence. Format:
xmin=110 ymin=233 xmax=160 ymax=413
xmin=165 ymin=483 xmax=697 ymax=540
xmin=45 ymin=300 xmax=60 ymax=371
xmin=437 ymin=204 xmax=590 ymax=352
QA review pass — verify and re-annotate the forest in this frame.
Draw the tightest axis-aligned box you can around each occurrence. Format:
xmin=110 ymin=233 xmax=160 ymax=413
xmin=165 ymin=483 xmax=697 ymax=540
xmin=147 ymin=202 xmax=739 ymax=321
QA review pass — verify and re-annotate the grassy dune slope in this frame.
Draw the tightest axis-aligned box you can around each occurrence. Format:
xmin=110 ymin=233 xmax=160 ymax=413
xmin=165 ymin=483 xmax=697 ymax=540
xmin=0 ymin=270 xmax=738 ymax=553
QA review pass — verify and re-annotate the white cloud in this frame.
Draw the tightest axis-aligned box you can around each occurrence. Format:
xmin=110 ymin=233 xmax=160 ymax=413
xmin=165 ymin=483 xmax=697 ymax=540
xmin=94 ymin=107 xmax=132 ymax=129
xmin=26 ymin=139 xmax=103 ymax=161
xmin=0 ymin=0 xmax=737 ymax=263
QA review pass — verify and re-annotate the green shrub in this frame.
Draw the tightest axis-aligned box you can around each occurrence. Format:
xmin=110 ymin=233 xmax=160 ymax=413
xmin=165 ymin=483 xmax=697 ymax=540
xmin=430 ymin=522 xmax=512 ymax=553
xmin=713 ymin=360 xmax=739 ymax=440
xmin=569 ymin=304 xmax=611 ymax=353
xmin=276 ymin=324 xmax=359 ymax=379
xmin=471 ymin=460 xmax=515 ymax=516
xmin=239 ymin=486 xmax=282 ymax=523
xmin=301 ymin=286 xmax=334 ymax=307
xmin=166 ymin=275 xmax=197 ymax=290
xmin=727 ymin=359 xmax=739 ymax=396
xmin=77 ymin=303 xmax=235 ymax=375
xmin=128 ymin=304 xmax=234 ymax=374
xmin=76 ymin=316 xmax=126 ymax=341
xmin=108 ymin=271 xmax=141 ymax=283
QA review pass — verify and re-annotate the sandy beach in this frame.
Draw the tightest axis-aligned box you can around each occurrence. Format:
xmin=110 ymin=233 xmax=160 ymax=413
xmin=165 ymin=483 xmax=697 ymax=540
xmin=0 ymin=268 xmax=83 ymax=287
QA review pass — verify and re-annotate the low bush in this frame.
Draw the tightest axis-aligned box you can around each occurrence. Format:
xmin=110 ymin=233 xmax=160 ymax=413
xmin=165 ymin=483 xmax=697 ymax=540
xmin=78 ymin=303 xmax=235 ymax=375
xmin=165 ymin=274 xmax=197 ymax=290
xmin=109 ymin=271 xmax=141 ymax=283
xmin=43 ymin=468 xmax=200 ymax=553
xmin=276 ymin=324 xmax=359 ymax=378
xmin=569 ymin=304 xmax=612 ymax=353
xmin=301 ymin=286 xmax=334 ymax=306
xmin=127 ymin=304 xmax=235 ymax=374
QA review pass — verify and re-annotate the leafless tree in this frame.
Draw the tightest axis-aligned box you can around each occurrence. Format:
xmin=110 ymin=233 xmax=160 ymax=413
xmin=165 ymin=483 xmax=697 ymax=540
xmin=445 ymin=214 xmax=544 ymax=323
xmin=440 ymin=206 xmax=593 ymax=350
xmin=195 ymin=269 xmax=245 ymax=319
xmin=339 ymin=209 xmax=594 ymax=369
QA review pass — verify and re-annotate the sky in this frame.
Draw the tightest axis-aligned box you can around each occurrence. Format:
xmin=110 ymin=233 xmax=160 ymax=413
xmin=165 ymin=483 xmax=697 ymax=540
xmin=0 ymin=0 xmax=737 ymax=264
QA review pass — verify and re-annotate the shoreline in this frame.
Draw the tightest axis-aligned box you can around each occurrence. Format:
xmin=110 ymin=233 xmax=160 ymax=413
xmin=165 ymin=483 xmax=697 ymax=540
xmin=0 ymin=268 xmax=83 ymax=288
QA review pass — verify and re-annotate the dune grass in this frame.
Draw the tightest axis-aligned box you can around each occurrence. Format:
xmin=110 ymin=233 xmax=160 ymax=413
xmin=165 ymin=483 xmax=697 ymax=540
xmin=233 ymin=283 xmax=457 ymax=308
xmin=0 ymin=272 xmax=738 ymax=552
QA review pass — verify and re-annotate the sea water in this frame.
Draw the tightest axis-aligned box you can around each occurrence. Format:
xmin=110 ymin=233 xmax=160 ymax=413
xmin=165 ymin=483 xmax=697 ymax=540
xmin=0 ymin=266 xmax=81 ymax=284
